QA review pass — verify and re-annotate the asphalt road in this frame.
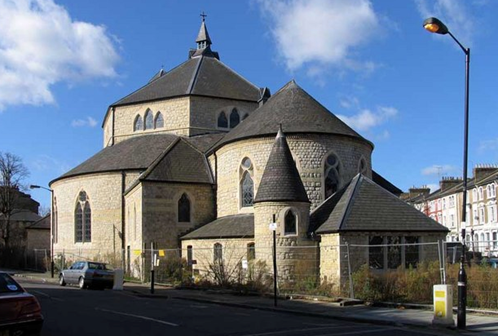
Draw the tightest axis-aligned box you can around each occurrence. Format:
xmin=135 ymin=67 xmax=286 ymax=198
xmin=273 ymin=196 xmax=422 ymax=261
xmin=19 ymin=280 xmax=447 ymax=336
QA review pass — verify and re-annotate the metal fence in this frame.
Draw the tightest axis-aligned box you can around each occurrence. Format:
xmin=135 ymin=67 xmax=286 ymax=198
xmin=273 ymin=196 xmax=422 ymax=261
xmin=24 ymin=239 xmax=498 ymax=309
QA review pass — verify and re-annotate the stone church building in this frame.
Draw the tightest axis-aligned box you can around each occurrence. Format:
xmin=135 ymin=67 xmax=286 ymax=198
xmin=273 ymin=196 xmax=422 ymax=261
xmin=50 ymin=19 xmax=447 ymax=285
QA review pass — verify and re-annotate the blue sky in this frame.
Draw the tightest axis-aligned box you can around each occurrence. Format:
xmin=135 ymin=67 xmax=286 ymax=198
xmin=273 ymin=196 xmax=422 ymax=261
xmin=0 ymin=0 xmax=497 ymax=211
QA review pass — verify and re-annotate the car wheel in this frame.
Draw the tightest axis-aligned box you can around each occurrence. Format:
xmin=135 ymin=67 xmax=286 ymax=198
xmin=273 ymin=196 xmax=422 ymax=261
xmin=59 ymin=275 xmax=66 ymax=286
xmin=78 ymin=277 xmax=86 ymax=289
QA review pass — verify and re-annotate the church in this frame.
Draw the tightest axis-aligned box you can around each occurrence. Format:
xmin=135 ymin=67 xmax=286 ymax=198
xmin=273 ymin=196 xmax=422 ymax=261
xmin=50 ymin=18 xmax=447 ymax=286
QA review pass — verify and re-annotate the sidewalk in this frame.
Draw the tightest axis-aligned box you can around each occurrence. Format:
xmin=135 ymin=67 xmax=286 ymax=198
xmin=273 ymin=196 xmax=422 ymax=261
xmin=7 ymin=269 xmax=497 ymax=335
xmin=123 ymin=283 xmax=498 ymax=335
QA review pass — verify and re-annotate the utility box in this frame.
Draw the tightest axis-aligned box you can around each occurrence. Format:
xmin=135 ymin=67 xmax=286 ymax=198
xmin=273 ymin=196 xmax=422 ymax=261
xmin=432 ymin=284 xmax=454 ymax=326
xmin=113 ymin=269 xmax=124 ymax=291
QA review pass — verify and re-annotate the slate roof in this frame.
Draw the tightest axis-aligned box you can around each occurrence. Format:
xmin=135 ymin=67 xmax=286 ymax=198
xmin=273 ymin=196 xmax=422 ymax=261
xmin=1 ymin=209 xmax=42 ymax=223
xmin=254 ymin=128 xmax=309 ymax=203
xmin=52 ymin=134 xmax=179 ymax=183
xmin=212 ymin=81 xmax=373 ymax=152
xmin=181 ymin=214 xmax=254 ymax=240
xmin=28 ymin=214 xmax=50 ymax=230
xmin=111 ymin=56 xmax=261 ymax=107
xmin=140 ymin=138 xmax=213 ymax=184
xmin=372 ymin=171 xmax=403 ymax=196
xmin=312 ymin=174 xmax=448 ymax=234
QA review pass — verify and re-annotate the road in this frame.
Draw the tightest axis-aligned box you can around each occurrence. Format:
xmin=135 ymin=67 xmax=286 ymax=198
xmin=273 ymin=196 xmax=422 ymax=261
xmin=19 ymin=279 xmax=447 ymax=336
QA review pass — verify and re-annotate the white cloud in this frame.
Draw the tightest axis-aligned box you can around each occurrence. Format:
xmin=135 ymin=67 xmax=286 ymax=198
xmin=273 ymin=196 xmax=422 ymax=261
xmin=257 ymin=0 xmax=380 ymax=74
xmin=0 ymin=0 xmax=120 ymax=111
xmin=31 ymin=154 xmax=71 ymax=174
xmin=71 ymin=116 xmax=97 ymax=128
xmin=427 ymin=183 xmax=439 ymax=192
xmin=421 ymin=164 xmax=457 ymax=176
xmin=338 ymin=106 xmax=398 ymax=132
xmin=477 ymin=139 xmax=498 ymax=154
xmin=415 ymin=0 xmax=473 ymax=47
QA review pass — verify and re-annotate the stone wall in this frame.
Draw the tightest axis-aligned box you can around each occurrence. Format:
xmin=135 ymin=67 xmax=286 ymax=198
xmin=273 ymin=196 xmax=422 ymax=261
xmin=181 ymin=237 xmax=254 ymax=281
xmin=105 ymin=97 xmax=191 ymax=146
xmin=189 ymin=96 xmax=258 ymax=136
xmin=51 ymin=172 xmax=124 ymax=257
xmin=141 ymin=182 xmax=216 ymax=249
xmin=26 ymin=229 xmax=50 ymax=251
xmin=319 ymin=231 xmax=447 ymax=287
xmin=212 ymin=134 xmax=372 ymax=217
xmin=254 ymin=202 xmax=317 ymax=281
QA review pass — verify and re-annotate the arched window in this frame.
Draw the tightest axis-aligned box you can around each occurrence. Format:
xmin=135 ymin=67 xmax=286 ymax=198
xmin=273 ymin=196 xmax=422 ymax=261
xmin=240 ymin=158 xmax=254 ymax=207
xmin=145 ymin=109 xmax=154 ymax=130
xmin=75 ymin=191 xmax=91 ymax=243
xmin=217 ymin=111 xmax=228 ymax=128
xmin=230 ymin=108 xmax=240 ymax=128
xmin=134 ymin=115 xmax=143 ymax=132
xmin=154 ymin=112 xmax=164 ymax=128
xmin=358 ymin=157 xmax=367 ymax=175
xmin=324 ymin=153 xmax=341 ymax=199
xmin=247 ymin=243 xmax=255 ymax=260
xmin=214 ymin=243 xmax=223 ymax=262
xmin=284 ymin=209 xmax=297 ymax=235
xmin=178 ymin=193 xmax=191 ymax=222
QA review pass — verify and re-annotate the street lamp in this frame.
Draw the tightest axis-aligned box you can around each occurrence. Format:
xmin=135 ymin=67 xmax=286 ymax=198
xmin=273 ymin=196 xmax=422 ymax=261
xmin=423 ymin=17 xmax=470 ymax=330
xmin=30 ymin=185 xmax=55 ymax=279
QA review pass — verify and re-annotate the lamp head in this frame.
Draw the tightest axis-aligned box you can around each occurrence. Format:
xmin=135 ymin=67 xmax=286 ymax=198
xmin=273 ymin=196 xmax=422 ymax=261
xmin=423 ymin=17 xmax=449 ymax=35
xmin=29 ymin=185 xmax=40 ymax=189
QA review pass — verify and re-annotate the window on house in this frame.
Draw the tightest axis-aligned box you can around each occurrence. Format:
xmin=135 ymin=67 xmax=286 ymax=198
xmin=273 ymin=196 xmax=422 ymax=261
xmin=145 ymin=109 xmax=154 ymax=130
xmin=369 ymin=236 xmax=384 ymax=269
xmin=284 ymin=210 xmax=297 ymax=235
xmin=473 ymin=189 xmax=477 ymax=201
xmin=134 ymin=115 xmax=143 ymax=131
xmin=217 ymin=111 xmax=228 ymax=128
xmin=489 ymin=206 xmax=496 ymax=222
xmin=230 ymin=108 xmax=240 ymax=128
xmin=387 ymin=236 xmax=402 ymax=269
xmin=443 ymin=199 xmax=446 ymax=209
xmin=358 ymin=157 xmax=367 ymax=175
xmin=450 ymin=214 xmax=455 ymax=227
xmin=187 ymin=246 xmax=193 ymax=266
xmin=75 ymin=191 xmax=91 ymax=243
xmin=324 ymin=153 xmax=341 ymax=199
xmin=486 ymin=233 xmax=490 ymax=248
xmin=479 ymin=187 xmax=484 ymax=200
xmin=479 ymin=207 xmax=485 ymax=223
xmin=405 ymin=236 xmax=419 ymax=268
xmin=240 ymin=158 xmax=254 ymax=207
xmin=247 ymin=243 xmax=255 ymax=261
xmin=493 ymin=232 xmax=497 ymax=249
xmin=214 ymin=243 xmax=223 ymax=262
xmin=178 ymin=193 xmax=191 ymax=222
xmin=155 ymin=112 xmax=164 ymax=128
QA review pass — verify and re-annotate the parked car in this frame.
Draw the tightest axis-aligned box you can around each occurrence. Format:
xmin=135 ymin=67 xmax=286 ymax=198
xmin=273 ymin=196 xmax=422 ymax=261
xmin=0 ymin=272 xmax=43 ymax=336
xmin=59 ymin=261 xmax=114 ymax=289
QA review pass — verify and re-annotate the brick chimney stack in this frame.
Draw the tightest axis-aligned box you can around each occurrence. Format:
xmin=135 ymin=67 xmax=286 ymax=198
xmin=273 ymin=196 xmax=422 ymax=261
xmin=473 ymin=164 xmax=497 ymax=182
xmin=439 ymin=177 xmax=463 ymax=191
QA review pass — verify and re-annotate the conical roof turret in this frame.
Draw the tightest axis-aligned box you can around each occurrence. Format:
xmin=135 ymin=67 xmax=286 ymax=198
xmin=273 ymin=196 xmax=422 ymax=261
xmin=254 ymin=126 xmax=309 ymax=203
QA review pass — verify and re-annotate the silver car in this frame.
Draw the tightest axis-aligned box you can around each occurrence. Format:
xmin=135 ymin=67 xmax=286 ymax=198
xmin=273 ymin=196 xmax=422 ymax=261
xmin=59 ymin=261 xmax=114 ymax=289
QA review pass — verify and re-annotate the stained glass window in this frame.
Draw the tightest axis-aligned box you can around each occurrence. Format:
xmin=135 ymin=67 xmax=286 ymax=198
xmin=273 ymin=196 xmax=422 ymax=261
xmin=242 ymin=172 xmax=254 ymax=207
xmin=324 ymin=153 xmax=341 ymax=199
xmin=230 ymin=108 xmax=240 ymax=128
xmin=178 ymin=193 xmax=191 ymax=222
xmin=218 ymin=111 xmax=228 ymax=128
xmin=134 ymin=115 xmax=143 ymax=131
xmin=75 ymin=191 xmax=91 ymax=243
xmin=145 ymin=109 xmax=154 ymax=130
xmin=155 ymin=112 xmax=164 ymax=128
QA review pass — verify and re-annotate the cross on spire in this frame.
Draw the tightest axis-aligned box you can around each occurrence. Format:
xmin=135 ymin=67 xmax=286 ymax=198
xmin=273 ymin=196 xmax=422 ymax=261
xmin=200 ymin=12 xmax=207 ymax=22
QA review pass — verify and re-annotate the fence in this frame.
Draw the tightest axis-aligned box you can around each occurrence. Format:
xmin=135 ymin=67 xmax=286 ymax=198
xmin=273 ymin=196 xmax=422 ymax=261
xmin=22 ymin=239 xmax=498 ymax=310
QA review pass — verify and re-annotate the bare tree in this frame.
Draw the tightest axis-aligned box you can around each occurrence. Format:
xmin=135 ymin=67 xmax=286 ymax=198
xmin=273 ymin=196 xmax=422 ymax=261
xmin=0 ymin=152 xmax=29 ymax=248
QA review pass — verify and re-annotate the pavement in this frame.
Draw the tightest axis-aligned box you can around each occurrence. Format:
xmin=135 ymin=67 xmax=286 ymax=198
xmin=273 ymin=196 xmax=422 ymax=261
xmin=6 ymin=269 xmax=498 ymax=335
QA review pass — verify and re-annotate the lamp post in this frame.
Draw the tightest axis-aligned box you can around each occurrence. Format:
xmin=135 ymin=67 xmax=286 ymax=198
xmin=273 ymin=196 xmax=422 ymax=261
xmin=30 ymin=185 xmax=54 ymax=278
xmin=423 ymin=17 xmax=470 ymax=329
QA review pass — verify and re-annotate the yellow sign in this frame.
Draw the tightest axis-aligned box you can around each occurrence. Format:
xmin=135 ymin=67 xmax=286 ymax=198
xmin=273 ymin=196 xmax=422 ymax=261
xmin=435 ymin=301 xmax=446 ymax=318
xmin=435 ymin=291 xmax=445 ymax=298
xmin=159 ymin=250 xmax=165 ymax=257
xmin=133 ymin=249 xmax=141 ymax=256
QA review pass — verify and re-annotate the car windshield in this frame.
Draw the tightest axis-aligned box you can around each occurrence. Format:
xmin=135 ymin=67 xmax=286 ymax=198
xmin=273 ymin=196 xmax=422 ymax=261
xmin=88 ymin=262 xmax=111 ymax=270
xmin=0 ymin=273 xmax=23 ymax=294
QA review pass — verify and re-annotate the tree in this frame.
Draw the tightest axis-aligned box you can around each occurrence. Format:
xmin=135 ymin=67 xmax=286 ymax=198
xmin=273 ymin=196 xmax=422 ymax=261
xmin=0 ymin=152 xmax=29 ymax=248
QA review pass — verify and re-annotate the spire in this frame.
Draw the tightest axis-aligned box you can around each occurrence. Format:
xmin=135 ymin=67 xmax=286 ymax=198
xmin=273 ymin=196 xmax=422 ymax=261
xmin=254 ymin=126 xmax=309 ymax=203
xmin=196 ymin=12 xmax=212 ymax=49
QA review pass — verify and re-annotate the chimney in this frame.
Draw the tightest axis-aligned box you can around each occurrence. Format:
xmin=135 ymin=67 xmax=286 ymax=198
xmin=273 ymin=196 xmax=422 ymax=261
xmin=473 ymin=164 xmax=497 ymax=182
xmin=439 ymin=177 xmax=462 ymax=191
xmin=408 ymin=186 xmax=431 ymax=198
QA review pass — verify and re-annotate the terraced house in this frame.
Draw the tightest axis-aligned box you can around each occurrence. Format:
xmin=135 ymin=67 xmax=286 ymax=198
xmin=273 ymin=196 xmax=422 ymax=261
xmin=50 ymin=19 xmax=448 ymax=286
